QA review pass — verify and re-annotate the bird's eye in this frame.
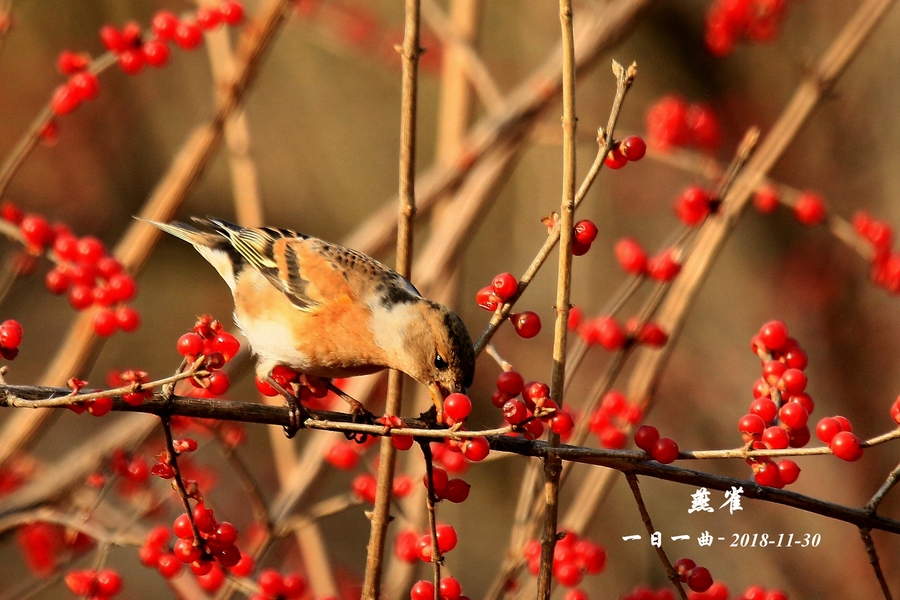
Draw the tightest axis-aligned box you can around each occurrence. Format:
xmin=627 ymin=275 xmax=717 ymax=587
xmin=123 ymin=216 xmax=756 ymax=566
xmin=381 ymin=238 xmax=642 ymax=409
xmin=434 ymin=353 xmax=449 ymax=370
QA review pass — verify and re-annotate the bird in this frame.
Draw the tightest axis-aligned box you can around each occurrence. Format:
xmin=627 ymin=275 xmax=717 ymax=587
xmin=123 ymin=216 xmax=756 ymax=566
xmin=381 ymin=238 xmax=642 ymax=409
xmin=148 ymin=217 xmax=475 ymax=432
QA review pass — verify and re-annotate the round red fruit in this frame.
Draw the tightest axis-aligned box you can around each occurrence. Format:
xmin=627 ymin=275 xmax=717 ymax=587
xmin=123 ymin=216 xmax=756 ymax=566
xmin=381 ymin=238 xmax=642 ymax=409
xmin=830 ymin=431 xmax=863 ymax=462
xmin=444 ymin=393 xmax=472 ymax=421
xmin=794 ymin=191 xmax=827 ymax=226
xmin=687 ymin=566 xmax=713 ymax=593
xmin=815 ymin=417 xmax=842 ymax=444
xmin=463 ymin=437 xmax=490 ymax=461
xmin=758 ymin=320 xmax=788 ymax=350
xmin=633 ymin=425 xmax=660 ymax=452
xmin=614 ymin=237 xmax=648 ymax=275
xmin=491 ymin=272 xmax=518 ymax=301
xmin=620 ymin=135 xmax=647 ymax=161
xmin=573 ymin=220 xmax=598 ymax=245
xmin=510 ymin=311 xmax=541 ymax=338
xmin=220 ymin=1 xmax=246 ymax=25
xmin=496 ymin=370 xmax=524 ymax=396
xmin=650 ymin=437 xmax=679 ymax=464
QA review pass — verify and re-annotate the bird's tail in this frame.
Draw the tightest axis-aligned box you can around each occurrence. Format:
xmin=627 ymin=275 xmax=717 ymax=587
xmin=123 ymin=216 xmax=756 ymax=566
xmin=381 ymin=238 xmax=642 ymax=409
xmin=142 ymin=218 xmax=231 ymax=248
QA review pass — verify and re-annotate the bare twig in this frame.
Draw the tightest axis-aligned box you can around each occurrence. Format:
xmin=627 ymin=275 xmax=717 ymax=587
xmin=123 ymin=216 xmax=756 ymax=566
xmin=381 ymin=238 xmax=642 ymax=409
xmin=858 ymin=527 xmax=893 ymax=600
xmin=625 ymin=474 xmax=688 ymax=599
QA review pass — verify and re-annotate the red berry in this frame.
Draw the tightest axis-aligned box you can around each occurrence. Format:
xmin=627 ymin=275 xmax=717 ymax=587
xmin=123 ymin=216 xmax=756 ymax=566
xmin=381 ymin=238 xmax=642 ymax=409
xmin=108 ymin=273 xmax=136 ymax=301
xmin=258 ymin=570 xmax=285 ymax=597
xmin=435 ymin=524 xmax=457 ymax=553
xmin=754 ymin=184 xmax=780 ymax=214
xmin=206 ymin=372 xmax=230 ymax=395
xmin=633 ymin=425 xmax=660 ymax=452
xmin=815 ymin=417 xmax=842 ymax=444
xmin=582 ymin=316 xmax=626 ymax=351
xmin=77 ymin=236 xmax=105 ymax=264
xmin=646 ymin=94 xmax=690 ymax=149
xmin=777 ymin=459 xmax=801 ymax=485
xmin=502 ymin=399 xmax=528 ymax=424
xmin=550 ymin=410 xmax=575 ymax=435
xmin=116 ymin=307 xmax=141 ymax=332
xmin=778 ymin=368 xmax=807 ymax=395
xmin=178 ymin=333 xmax=204 ymax=357
xmin=604 ymin=146 xmax=628 ymax=169
xmin=553 ymin=559 xmax=583 ymax=587
xmin=673 ymin=185 xmax=712 ymax=226
xmin=778 ymin=402 xmax=808 ymax=430
xmin=410 ymin=580 xmax=434 ymax=600
xmin=510 ymin=311 xmax=541 ymax=338
xmin=673 ymin=557 xmax=696 ymax=579
xmin=620 ymin=135 xmax=647 ymax=161
xmin=20 ymin=214 xmax=54 ymax=249
xmin=93 ymin=308 xmax=118 ymax=337
xmin=475 ymin=286 xmax=501 ymax=311
xmin=496 ymin=370 xmax=524 ymax=396
xmin=70 ymin=72 xmax=100 ymax=102
xmin=68 ymin=285 xmax=94 ymax=310
xmin=175 ymin=21 xmax=204 ymax=50
xmin=440 ymin=576 xmax=462 ymax=600
xmin=99 ymin=25 xmax=127 ymax=52
xmin=491 ymin=272 xmax=518 ymax=301
xmin=738 ymin=413 xmax=765 ymax=442
xmin=574 ymin=220 xmax=598 ymax=245
xmin=197 ymin=6 xmax=224 ymax=30
xmin=220 ymin=1 xmax=246 ymax=26
xmin=463 ymin=437 xmax=490 ymax=461
xmin=142 ymin=39 xmax=171 ymax=67
xmin=758 ymin=320 xmax=788 ymax=350
xmin=794 ymin=190 xmax=827 ymax=226
xmin=750 ymin=397 xmax=777 ymax=424
xmin=282 ymin=573 xmax=307 ymax=599
xmin=157 ymin=553 xmax=182 ymax=578
xmin=687 ymin=103 xmax=721 ymax=152
xmin=56 ymin=50 xmax=90 ymax=75
xmin=444 ymin=478 xmax=470 ymax=503
xmin=87 ymin=396 xmax=112 ymax=417
xmin=762 ymin=426 xmax=789 ymax=449
xmin=117 ymin=49 xmax=144 ymax=75
xmin=687 ymin=566 xmax=713 ymax=593
xmin=614 ymin=237 xmax=648 ymax=275
xmin=647 ymin=249 xmax=681 ymax=281
xmin=650 ymin=437 xmax=679 ymax=464
xmin=152 ymin=11 xmax=180 ymax=40
xmin=830 ymin=431 xmax=863 ymax=461
xmin=444 ymin=393 xmax=472 ymax=420
xmin=754 ymin=462 xmax=783 ymax=488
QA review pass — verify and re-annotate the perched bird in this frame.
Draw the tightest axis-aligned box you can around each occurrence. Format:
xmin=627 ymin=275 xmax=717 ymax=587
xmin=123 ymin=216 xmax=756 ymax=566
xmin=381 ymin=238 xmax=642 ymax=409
xmin=149 ymin=217 xmax=475 ymax=428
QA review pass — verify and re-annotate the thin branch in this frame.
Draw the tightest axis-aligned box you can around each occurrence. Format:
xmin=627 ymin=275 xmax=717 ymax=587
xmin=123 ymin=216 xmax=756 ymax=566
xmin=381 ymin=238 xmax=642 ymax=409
xmin=858 ymin=527 xmax=893 ymax=600
xmin=362 ymin=0 xmax=422 ymax=596
xmin=625 ymin=474 xmax=688 ymax=599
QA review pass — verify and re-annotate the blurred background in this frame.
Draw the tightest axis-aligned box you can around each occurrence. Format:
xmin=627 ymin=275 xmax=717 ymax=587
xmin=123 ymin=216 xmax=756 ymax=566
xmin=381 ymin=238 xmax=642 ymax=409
xmin=1 ymin=0 xmax=900 ymax=598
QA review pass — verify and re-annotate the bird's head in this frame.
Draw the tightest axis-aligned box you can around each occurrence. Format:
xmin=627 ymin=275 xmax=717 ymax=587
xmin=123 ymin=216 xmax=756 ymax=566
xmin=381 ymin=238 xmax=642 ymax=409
xmin=396 ymin=301 xmax=475 ymax=416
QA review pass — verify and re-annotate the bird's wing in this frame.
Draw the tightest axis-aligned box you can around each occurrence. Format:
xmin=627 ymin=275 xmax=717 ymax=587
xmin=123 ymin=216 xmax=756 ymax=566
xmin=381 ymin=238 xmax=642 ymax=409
xmin=198 ymin=218 xmax=320 ymax=310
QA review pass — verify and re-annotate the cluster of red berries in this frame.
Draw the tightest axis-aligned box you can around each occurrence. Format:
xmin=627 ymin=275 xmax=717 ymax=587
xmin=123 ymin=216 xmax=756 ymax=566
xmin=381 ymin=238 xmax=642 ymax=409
xmin=394 ymin=522 xmax=458 ymax=563
xmin=633 ymin=424 xmax=680 ymax=464
xmin=492 ymin=371 xmax=575 ymax=439
xmin=170 ymin=502 xmax=241 ymax=573
xmin=613 ymin=238 xmax=682 ymax=282
xmin=815 ymin=415 xmax=863 ymax=462
xmin=734 ymin=585 xmax=789 ymax=600
xmin=739 ymin=320 xmax=813 ymax=486
xmin=476 ymin=272 xmax=542 ymax=338
xmin=50 ymin=2 xmax=244 ymax=119
xmin=674 ymin=558 xmax=714 ymax=594
xmin=588 ymin=390 xmax=643 ymax=449
xmin=523 ymin=531 xmax=607 ymax=590
xmin=16 ymin=522 xmax=93 ymax=578
xmin=110 ymin=448 xmax=150 ymax=487
xmin=705 ymin=0 xmax=791 ymax=57
xmin=350 ymin=470 xmax=416 ymax=504
xmin=605 ymin=135 xmax=648 ymax=170
xmin=64 ymin=568 xmax=123 ymax=598
xmin=673 ymin=185 xmax=719 ymax=226
xmin=150 ymin=437 xmax=197 ymax=479
xmin=177 ymin=315 xmax=240 ymax=397
xmin=854 ymin=210 xmax=900 ymax=294
xmin=252 ymin=569 xmax=309 ymax=600
xmin=0 ymin=318 xmax=22 ymax=360
xmin=410 ymin=576 xmax=467 ymax=600
xmin=578 ymin=314 xmax=669 ymax=352
xmin=645 ymin=95 xmax=721 ymax=153
xmin=619 ymin=587 xmax=675 ymax=600
xmin=423 ymin=465 xmax=470 ymax=503
xmin=140 ymin=525 xmax=253 ymax=582
xmin=0 ymin=205 xmax=142 ymax=336
xmin=254 ymin=365 xmax=336 ymax=410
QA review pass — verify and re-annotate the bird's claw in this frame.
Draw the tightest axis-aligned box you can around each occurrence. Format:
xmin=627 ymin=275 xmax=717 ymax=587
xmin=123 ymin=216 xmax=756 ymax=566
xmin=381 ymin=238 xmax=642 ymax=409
xmin=343 ymin=400 xmax=375 ymax=444
xmin=266 ymin=375 xmax=309 ymax=438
